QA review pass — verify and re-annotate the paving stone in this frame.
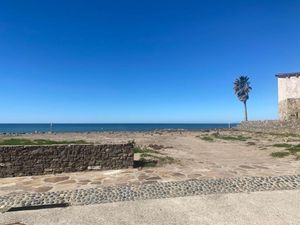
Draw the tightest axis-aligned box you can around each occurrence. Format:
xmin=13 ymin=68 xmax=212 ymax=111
xmin=58 ymin=180 xmax=77 ymax=185
xmin=34 ymin=186 xmax=53 ymax=192
xmin=1 ymin=175 xmax=300 ymax=213
xmin=145 ymin=176 xmax=162 ymax=181
xmin=90 ymin=181 xmax=103 ymax=185
xmin=172 ymin=173 xmax=186 ymax=178
xmin=44 ymin=177 xmax=69 ymax=183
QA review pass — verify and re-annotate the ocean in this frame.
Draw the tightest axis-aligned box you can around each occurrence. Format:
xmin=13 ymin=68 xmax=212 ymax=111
xmin=0 ymin=123 xmax=238 ymax=133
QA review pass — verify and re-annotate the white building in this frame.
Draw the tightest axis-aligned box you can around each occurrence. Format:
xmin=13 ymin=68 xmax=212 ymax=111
xmin=276 ymin=73 xmax=300 ymax=120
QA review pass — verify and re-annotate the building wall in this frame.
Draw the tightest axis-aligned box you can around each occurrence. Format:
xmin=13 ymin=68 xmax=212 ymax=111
xmin=278 ymin=76 xmax=300 ymax=102
xmin=0 ymin=143 xmax=134 ymax=178
xmin=278 ymin=76 xmax=300 ymax=120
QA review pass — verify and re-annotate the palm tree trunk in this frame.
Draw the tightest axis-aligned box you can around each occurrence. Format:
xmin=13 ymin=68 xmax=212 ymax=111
xmin=244 ymin=101 xmax=248 ymax=121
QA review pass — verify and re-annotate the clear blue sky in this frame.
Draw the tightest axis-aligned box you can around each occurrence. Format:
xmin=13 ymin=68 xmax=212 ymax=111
xmin=0 ymin=0 xmax=299 ymax=123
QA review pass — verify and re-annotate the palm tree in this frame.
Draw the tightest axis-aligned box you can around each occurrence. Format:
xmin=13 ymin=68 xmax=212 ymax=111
xmin=234 ymin=76 xmax=252 ymax=121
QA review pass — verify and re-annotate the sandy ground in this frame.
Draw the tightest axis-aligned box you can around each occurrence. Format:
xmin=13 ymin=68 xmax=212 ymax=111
xmin=0 ymin=129 xmax=300 ymax=195
xmin=1 ymin=189 xmax=300 ymax=225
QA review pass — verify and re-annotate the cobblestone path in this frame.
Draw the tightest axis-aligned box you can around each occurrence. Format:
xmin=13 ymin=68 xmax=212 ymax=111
xmin=1 ymin=175 xmax=299 ymax=213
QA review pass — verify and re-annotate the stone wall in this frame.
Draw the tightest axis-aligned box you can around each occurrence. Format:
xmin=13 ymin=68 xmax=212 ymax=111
xmin=237 ymin=120 xmax=300 ymax=134
xmin=0 ymin=143 xmax=134 ymax=178
xmin=279 ymin=98 xmax=300 ymax=121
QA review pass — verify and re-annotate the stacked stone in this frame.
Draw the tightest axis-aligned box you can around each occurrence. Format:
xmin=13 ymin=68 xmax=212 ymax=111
xmin=237 ymin=120 xmax=300 ymax=134
xmin=0 ymin=143 xmax=134 ymax=178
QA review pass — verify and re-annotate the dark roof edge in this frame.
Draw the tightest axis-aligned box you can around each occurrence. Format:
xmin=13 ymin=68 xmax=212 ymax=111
xmin=276 ymin=72 xmax=300 ymax=78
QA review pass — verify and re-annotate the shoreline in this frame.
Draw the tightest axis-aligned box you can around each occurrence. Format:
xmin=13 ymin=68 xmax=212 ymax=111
xmin=0 ymin=128 xmax=236 ymax=136
xmin=0 ymin=123 xmax=238 ymax=135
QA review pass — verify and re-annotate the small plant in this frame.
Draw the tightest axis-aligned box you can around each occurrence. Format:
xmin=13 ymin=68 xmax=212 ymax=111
xmin=273 ymin=143 xmax=293 ymax=148
xmin=271 ymin=152 xmax=290 ymax=158
xmin=134 ymin=145 xmax=176 ymax=167
xmin=140 ymin=153 xmax=153 ymax=158
xmin=134 ymin=158 xmax=157 ymax=168
xmin=287 ymin=145 xmax=300 ymax=154
xmin=133 ymin=147 xmax=144 ymax=153
xmin=159 ymin=156 xmax=176 ymax=164
xmin=133 ymin=146 xmax=160 ymax=154
xmin=212 ymin=134 xmax=249 ymax=141
xmin=140 ymin=153 xmax=175 ymax=165
xmin=198 ymin=136 xmax=214 ymax=142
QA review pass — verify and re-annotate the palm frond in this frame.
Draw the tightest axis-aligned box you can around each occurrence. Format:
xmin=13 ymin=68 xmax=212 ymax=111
xmin=234 ymin=76 xmax=252 ymax=103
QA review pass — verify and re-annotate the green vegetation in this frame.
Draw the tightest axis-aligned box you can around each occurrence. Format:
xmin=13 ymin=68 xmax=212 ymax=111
xmin=158 ymin=156 xmax=176 ymax=164
xmin=133 ymin=146 xmax=160 ymax=154
xmin=197 ymin=133 xmax=250 ymax=142
xmin=271 ymin=152 xmax=290 ymax=158
xmin=134 ymin=145 xmax=176 ymax=168
xmin=212 ymin=134 xmax=250 ymax=141
xmin=140 ymin=152 xmax=154 ymax=158
xmin=133 ymin=146 xmax=145 ymax=153
xmin=198 ymin=136 xmax=214 ymax=142
xmin=271 ymin=144 xmax=300 ymax=160
xmin=273 ymin=143 xmax=293 ymax=148
xmin=0 ymin=138 xmax=88 ymax=146
xmin=140 ymin=153 xmax=175 ymax=164
xmin=287 ymin=145 xmax=300 ymax=154
xmin=135 ymin=158 xmax=157 ymax=167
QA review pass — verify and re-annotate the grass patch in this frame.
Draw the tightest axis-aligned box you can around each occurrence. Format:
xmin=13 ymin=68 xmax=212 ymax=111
xmin=212 ymin=134 xmax=250 ymax=141
xmin=133 ymin=147 xmax=145 ymax=153
xmin=0 ymin=138 xmax=88 ymax=146
xmin=273 ymin=143 xmax=293 ymax=148
xmin=198 ymin=136 xmax=214 ymax=142
xmin=271 ymin=152 xmax=290 ymax=158
xmin=140 ymin=153 xmax=175 ymax=164
xmin=133 ymin=146 xmax=160 ymax=154
xmin=158 ymin=156 xmax=176 ymax=164
xmin=135 ymin=145 xmax=176 ymax=167
xmin=140 ymin=153 xmax=154 ymax=158
xmin=287 ymin=145 xmax=300 ymax=154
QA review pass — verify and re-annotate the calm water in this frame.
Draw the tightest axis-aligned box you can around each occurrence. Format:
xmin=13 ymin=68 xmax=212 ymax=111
xmin=0 ymin=124 xmax=238 ymax=133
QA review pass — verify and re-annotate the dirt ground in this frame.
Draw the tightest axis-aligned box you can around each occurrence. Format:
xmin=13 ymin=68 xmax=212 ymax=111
xmin=0 ymin=129 xmax=299 ymax=195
